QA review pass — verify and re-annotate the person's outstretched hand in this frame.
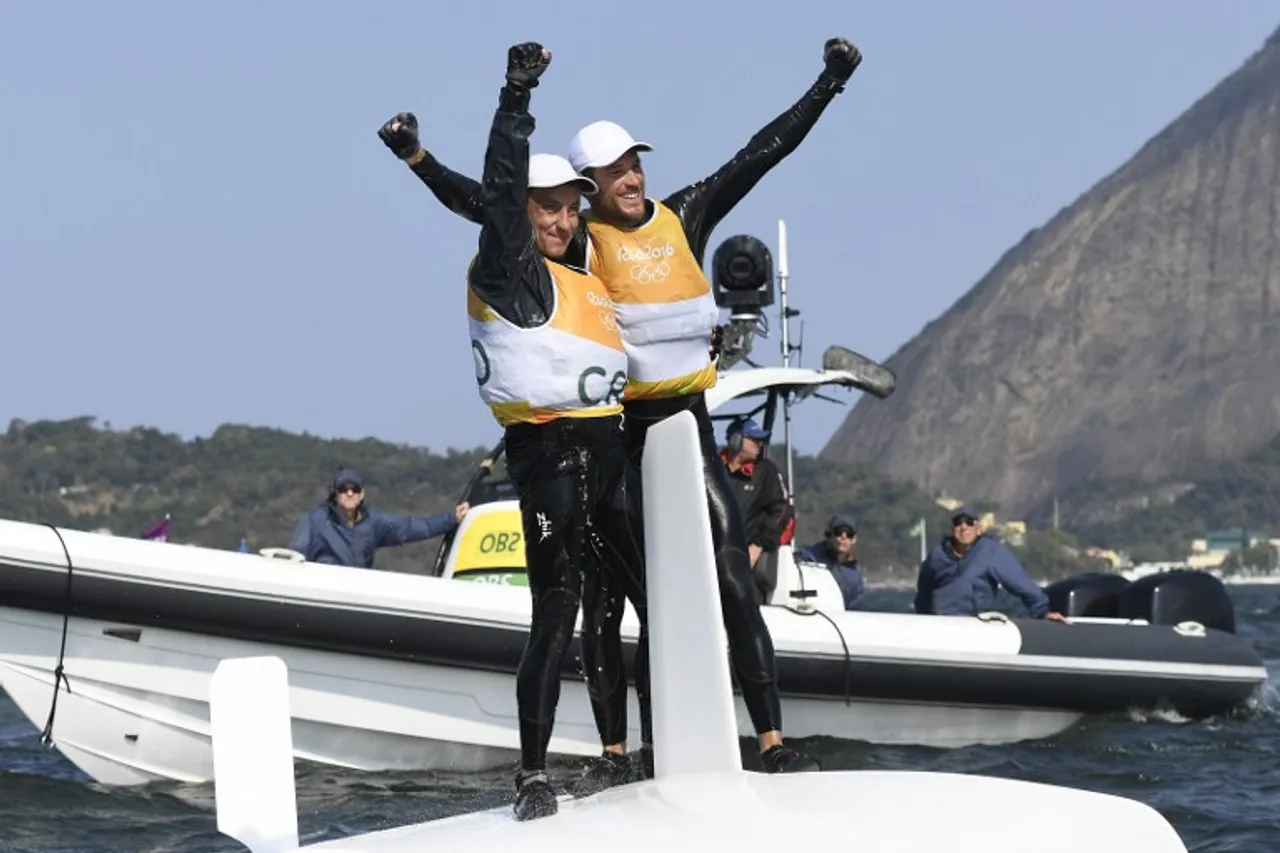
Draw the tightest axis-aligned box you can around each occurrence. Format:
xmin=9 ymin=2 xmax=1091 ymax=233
xmin=378 ymin=112 xmax=421 ymax=160
xmin=822 ymin=38 xmax=862 ymax=81
xmin=506 ymin=42 xmax=552 ymax=90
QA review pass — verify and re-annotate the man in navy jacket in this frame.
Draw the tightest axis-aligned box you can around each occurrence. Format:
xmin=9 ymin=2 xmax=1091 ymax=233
xmin=795 ymin=513 xmax=865 ymax=610
xmin=914 ymin=507 xmax=1069 ymax=622
xmin=287 ymin=468 xmax=468 ymax=569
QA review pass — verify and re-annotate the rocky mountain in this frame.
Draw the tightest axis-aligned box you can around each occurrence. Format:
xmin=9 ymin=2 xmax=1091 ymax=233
xmin=822 ymin=25 xmax=1280 ymax=520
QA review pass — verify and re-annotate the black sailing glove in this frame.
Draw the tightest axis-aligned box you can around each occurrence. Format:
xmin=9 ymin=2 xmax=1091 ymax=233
xmin=378 ymin=112 xmax=421 ymax=160
xmin=506 ymin=42 xmax=552 ymax=90
xmin=822 ymin=37 xmax=862 ymax=82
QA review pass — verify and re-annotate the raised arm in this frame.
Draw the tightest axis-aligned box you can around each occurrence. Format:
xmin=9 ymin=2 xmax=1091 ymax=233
xmin=378 ymin=48 xmax=588 ymax=275
xmin=663 ymin=38 xmax=863 ymax=264
xmin=379 ymin=113 xmax=485 ymax=224
xmin=466 ymin=43 xmax=556 ymax=327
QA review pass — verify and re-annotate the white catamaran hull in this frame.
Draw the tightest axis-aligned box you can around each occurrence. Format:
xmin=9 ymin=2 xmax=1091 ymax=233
xmin=203 ymin=409 xmax=1191 ymax=853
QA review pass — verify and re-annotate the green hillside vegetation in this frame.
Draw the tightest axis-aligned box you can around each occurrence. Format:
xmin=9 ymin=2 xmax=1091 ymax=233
xmin=1072 ymin=430 xmax=1280 ymax=562
xmin=2 ymin=416 xmax=1111 ymax=581
xmin=1 ymin=416 xmax=483 ymax=575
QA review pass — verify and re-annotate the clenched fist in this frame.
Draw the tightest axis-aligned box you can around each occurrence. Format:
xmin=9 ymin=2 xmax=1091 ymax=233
xmin=822 ymin=37 xmax=862 ymax=81
xmin=506 ymin=41 xmax=551 ymax=90
xmin=378 ymin=112 xmax=421 ymax=160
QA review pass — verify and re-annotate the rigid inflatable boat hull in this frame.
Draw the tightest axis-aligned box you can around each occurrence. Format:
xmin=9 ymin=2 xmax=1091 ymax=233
xmin=0 ymin=519 xmax=1265 ymax=786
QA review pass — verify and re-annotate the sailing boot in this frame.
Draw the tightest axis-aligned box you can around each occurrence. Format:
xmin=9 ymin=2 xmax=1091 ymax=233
xmin=636 ymin=745 xmax=655 ymax=780
xmin=761 ymin=744 xmax=822 ymax=773
xmin=513 ymin=771 xmax=558 ymax=821
xmin=567 ymin=750 xmax=633 ymax=798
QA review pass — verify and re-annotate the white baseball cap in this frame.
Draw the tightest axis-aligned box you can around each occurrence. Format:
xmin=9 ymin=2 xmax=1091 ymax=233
xmin=568 ymin=121 xmax=654 ymax=173
xmin=528 ymin=153 xmax=598 ymax=194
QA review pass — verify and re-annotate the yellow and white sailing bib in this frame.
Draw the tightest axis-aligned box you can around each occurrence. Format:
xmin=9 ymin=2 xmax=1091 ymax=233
xmin=585 ymin=201 xmax=720 ymax=401
xmin=468 ymin=259 xmax=628 ymax=427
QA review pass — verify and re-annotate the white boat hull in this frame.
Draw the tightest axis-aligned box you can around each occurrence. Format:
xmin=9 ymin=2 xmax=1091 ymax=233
xmin=0 ymin=605 xmax=1081 ymax=787
xmin=0 ymin=518 xmax=1264 ymax=787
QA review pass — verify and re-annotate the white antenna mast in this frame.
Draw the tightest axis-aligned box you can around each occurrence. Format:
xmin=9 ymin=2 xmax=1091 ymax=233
xmin=777 ymin=219 xmax=796 ymax=501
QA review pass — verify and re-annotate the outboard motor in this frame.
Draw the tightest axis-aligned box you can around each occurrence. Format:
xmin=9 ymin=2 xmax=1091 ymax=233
xmin=1044 ymin=572 xmax=1131 ymax=618
xmin=1116 ymin=570 xmax=1236 ymax=634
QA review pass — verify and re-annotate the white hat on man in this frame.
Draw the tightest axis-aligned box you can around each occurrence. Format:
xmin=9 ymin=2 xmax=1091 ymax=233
xmin=567 ymin=121 xmax=654 ymax=173
xmin=529 ymin=153 xmax=599 ymax=193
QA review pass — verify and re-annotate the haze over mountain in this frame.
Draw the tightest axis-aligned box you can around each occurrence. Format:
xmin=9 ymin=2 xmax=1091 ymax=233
xmin=823 ymin=24 xmax=1280 ymax=520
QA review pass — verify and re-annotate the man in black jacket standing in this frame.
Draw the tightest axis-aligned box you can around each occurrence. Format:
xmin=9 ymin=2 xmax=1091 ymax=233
xmin=721 ymin=418 xmax=793 ymax=605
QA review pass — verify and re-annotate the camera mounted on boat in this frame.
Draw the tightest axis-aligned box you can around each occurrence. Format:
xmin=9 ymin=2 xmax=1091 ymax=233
xmin=711 ymin=234 xmax=775 ymax=369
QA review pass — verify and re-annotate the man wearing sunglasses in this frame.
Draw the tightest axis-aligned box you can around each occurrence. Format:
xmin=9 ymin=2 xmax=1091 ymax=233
xmin=914 ymin=507 xmax=1069 ymax=623
xmin=795 ymin=514 xmax=865 ymax=610
xmin=286 ymin=467 xmax=469 ymax=569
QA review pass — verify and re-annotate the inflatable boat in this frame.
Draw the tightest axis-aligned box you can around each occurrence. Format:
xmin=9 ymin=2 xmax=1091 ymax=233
xmin=0 ymin=508 xmax=1264 ymax=787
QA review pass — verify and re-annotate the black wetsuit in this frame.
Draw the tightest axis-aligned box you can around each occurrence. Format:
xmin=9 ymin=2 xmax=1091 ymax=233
xmin=469 ymin=83 xmax=649 ymax=771
xmin=415 ymin=68 xmax=850 ymax=739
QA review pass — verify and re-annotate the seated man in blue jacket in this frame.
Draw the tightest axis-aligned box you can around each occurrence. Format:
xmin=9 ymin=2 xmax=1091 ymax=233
xmin=287 ymin=467 xmax=469 ymax=569
xmin=795 ymin=514 xmax=865 ymax=609
xmin=914 ymin=507 xmax=1068 ymax=622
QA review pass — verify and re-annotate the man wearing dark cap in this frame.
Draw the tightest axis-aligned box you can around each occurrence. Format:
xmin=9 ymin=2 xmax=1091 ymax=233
xmin=914 ymin=506 xmax=1069 ymax=622
xmin=795 ymin=514 xmax=865 ymax=609
xmin=286 ymin=467 xmax=469 ymax=570
xmin=721 ymin=417 xmax=794 ymax=605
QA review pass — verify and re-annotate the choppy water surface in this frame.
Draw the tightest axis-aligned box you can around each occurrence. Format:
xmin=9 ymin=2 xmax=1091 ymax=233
xmin=2 ymin=586 xmax=1278 ymax=853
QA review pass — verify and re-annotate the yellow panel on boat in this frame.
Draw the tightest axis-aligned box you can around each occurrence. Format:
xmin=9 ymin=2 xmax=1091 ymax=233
xmin=451 ymin=506 xmax=527 ymax=574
